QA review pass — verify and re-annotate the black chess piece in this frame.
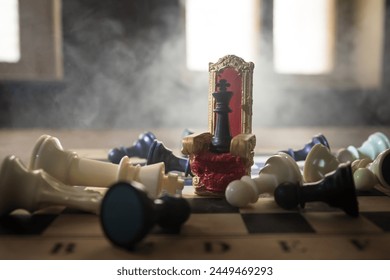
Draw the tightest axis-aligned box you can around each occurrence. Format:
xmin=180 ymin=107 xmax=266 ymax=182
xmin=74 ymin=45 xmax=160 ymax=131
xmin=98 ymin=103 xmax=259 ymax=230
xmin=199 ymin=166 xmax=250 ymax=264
xmin=280 ymin=134 xmax=330 ymax=161
xmin=274 ymin=163 xmax=359 ymax=217
xmin=210 ymin=79 xmax=233 ymax=153
xmin=100 ymin=181 xmax=191 ymax=250
xmin=147 ymin=140 xmax=191 ymax=176
xmin=108 ymin=132 xmax=156 ymax=164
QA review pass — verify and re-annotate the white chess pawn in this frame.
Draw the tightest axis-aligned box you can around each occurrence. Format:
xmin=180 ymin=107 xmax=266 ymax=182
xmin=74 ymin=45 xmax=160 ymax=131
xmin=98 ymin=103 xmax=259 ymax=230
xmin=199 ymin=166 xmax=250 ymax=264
xmin=336 ymin=132 xmax=390 ymax=163
xmin=0 ymin=155 xmax=102 ymax=217
xmin=304 ymin=143 xmax=390 ymax=191
xmin=352 ymin=149 xmax=390 ymax=190
xmin=29 ymin=135 xmax=183 ymax=198
xmin=225 ymin=152 xmax=302 ymax=207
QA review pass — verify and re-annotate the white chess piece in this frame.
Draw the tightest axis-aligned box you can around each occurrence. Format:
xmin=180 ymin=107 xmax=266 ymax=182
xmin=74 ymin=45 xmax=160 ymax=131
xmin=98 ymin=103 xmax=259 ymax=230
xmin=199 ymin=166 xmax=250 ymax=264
xmin=0 ymin=155 xmax=102 ymax=217
xmin=225 ymin=152 xmax=302 ymax=207
xmin=352 ymin=149 xmax=390 ymax=190
xmin=29 ymin=135 xmax=183 ymax=198
xmin=304 ymin=143 xmax=390 ymax=191
xmin=336 ymin=132 xmax=390 ymax=163
xmin=303 ymin=143 xmax=339 ymax=183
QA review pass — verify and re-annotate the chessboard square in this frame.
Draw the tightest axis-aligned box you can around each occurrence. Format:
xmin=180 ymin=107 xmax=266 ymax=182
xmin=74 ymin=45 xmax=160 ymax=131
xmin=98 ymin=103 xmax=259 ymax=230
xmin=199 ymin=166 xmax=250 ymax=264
xmin=241 ymin=213 xmax=315 ymax=234
xmin=181 ymin=213 xmax=247 ymax=235
xmin=357 ymin=197 xmax=390 ymax=212
xmin=239 ymin=197 xmax=287 ymax=214
xmin=187 ymin=198 xmax=239 ymax=213
xmin=303 ymin=212 xmax=383 ymax=234
xmin=43 ymin=214 xmax=104 ymax=237
xmin=361 ymin=212 xmax=390 ymax=231
xmin=0 ymin=213 xmax=58 ymax=235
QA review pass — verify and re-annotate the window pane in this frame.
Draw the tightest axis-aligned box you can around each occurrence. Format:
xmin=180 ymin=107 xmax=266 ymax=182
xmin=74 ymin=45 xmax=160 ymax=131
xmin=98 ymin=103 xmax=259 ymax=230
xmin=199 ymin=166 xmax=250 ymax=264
xmin=0 ymin=0 xmax=20 ymax=62
xmin=273 ymin=0 xmax=335 ymax=74
xmin=185 ymin=0 xmax=259 ymax=71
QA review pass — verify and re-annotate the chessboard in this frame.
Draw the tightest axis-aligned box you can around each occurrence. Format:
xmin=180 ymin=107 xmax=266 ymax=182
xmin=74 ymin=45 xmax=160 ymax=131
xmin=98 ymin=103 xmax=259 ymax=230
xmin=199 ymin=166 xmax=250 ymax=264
xmin=1 ymin=152 xmax=390 ymax=260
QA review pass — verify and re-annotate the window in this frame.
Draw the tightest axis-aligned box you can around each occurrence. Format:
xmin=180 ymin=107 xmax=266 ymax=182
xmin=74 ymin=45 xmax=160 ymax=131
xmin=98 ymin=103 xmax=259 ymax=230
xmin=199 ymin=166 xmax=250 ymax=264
xmin=0 ymin=0 xmax=20 ymax=63
xmin=184 ymin=0 xmax=385 ymax=89
xmin=0 ymin=0 xmax=63 ymax=81
xmin=185 ymin=0 xmax=259 ymax=71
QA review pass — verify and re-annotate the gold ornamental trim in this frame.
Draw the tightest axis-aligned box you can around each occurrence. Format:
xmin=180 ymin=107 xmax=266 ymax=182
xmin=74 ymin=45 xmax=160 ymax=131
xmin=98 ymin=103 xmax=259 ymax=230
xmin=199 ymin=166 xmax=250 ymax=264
xmin=208 ymin=54 xmax=254 ymax=135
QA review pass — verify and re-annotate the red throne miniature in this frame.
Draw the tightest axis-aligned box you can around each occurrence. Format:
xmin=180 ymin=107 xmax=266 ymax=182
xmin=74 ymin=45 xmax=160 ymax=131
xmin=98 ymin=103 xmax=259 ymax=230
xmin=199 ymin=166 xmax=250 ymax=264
xmin=182 ymin=55 xmax=256 ymax=196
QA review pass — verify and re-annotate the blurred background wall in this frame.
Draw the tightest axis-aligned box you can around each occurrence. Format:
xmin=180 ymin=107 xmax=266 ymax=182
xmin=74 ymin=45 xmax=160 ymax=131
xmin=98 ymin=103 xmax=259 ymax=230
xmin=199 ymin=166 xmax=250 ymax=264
xmin=0 ymin=0 xmax=389 ymax=129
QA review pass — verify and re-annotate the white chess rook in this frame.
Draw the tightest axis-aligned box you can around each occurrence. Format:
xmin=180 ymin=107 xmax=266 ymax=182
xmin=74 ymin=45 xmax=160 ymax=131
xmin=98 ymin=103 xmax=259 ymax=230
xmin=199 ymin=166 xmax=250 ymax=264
xmin=29 ymin=135 xmax=183 ymax=198
xmin=304 ymin=143 xmax=390 ymax=191
xmin=225 ymin=153 xmax=302 ymax=207
xmin=0 ymin=155 xmax=102 ymax=217
xmin=336 ymin=132 xmax=390 ymax=163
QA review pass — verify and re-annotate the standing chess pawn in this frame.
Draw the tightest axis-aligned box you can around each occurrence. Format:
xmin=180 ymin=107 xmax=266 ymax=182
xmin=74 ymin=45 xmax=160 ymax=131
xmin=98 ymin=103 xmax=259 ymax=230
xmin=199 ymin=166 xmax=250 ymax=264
xmin=108 ymin=131 xmax=156 ymax=164
xmin=0 ymin=156 xmax=102 ymax=217
xmin=336 ymin=132 xmax=390 ymax=163
xmin=100 ymin=181 xmax=191 ymax=250
xmin=147 ymin=140 xmax=191 ymax=176
xmin=225 ymin=152 xmax=302 ymax=207
xmin=280 ymin=134 xmax=330 ymax=161
xmin=274 ymin=163 xmax=359 ymax=217
xmin=304 ymin=143 xmax=390 ymax=191
xmin=30 ymin=135 xmax=183 ymax=198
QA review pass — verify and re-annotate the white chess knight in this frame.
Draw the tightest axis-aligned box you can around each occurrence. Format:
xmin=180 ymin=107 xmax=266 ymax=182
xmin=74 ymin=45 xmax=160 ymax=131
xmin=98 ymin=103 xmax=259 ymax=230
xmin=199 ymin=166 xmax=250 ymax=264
xmin=0 ymin=155 xmax=102 ymax=217
xmin=29 ymin=135 xmax=183 ymax=198
xmin=336 ymin=132 xmax=390 ymax=163
xmin=225 ymin=152 xmax=302 ymax=207
xmin=304 ymin=143 xmax=390 ymax=191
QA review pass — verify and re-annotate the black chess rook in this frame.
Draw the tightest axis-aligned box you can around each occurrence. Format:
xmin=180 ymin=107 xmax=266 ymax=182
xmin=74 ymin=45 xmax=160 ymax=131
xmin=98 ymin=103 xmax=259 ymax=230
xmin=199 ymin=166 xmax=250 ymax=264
xmin=210 ymin=79 xmax=233 ymax=153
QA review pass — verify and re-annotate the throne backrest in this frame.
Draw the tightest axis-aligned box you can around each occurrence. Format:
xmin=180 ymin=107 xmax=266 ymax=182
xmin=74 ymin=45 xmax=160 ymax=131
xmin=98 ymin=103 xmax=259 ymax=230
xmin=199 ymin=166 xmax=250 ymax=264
xmin=208 ymin=55 xmax=254 ymax=137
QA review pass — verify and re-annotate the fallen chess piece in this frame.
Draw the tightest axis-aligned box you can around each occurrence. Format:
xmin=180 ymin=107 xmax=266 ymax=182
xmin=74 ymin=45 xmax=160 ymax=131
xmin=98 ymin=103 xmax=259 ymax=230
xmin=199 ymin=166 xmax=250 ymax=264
xmin=280 ymin=134 xmax=330 ymax=161
xmin=225 ymin=152 xmax=302 ymax=207
xmin=336 ymin=132 xmax=390 ymax=163
xmin=304 ymin=143 xmax=390 ymax=191
xmin=108 ymin=131 xmax=156 ymax=164
xmin=274 ymin=163 xmax=359 ymax=217
xmin=30 ymin=135 xmax=183 ymax=198
xmin=100 ymin=181 xmax=191 ymax=250
xmin=147 ymin=140 xmax=191 ymax=176
xmin=0 ymin=155 xmax=102 ymax=217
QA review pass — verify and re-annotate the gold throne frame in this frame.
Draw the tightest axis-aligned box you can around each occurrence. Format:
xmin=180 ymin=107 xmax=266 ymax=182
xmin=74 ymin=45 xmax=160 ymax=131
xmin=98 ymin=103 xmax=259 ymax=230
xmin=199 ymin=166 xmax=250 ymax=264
xmin=182 ymin=55 xmax=256 ymax=179
xmin=208 ymin=54 xmax=255 ymax=136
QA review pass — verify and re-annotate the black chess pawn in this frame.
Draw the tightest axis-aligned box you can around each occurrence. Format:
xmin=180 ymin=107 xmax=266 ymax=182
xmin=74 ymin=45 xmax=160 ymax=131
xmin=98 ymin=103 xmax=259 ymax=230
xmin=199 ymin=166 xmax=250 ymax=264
xmin=100 ymin=181 xmax=191 ymax=250
xmin=147 ymin=140 xmax=191 ymax=176
xmin=210 ymin=79 xmax=233 ymax=153
xmin=274 ymin=163 xmax=359 ymax=217
xmin=280 ymin=134 xmax=330 ymax=161
xmin=108 ymin=132 xmax=156 ymax=164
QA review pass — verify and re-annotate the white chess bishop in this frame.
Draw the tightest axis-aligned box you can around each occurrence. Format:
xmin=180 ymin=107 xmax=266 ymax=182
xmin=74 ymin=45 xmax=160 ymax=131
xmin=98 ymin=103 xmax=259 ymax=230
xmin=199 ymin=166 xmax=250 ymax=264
xmin=0 ymin=155 xmax=102 ymax=217
xmin=29 ymin=135 xmax=183 ymax=198
xmin=336 ymin=132 xmax=390 ymax=163
xmin=304 ymin=143 xmax=390 ymax=191
xmin=225 ymin=152 xmax=302 ymax=207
